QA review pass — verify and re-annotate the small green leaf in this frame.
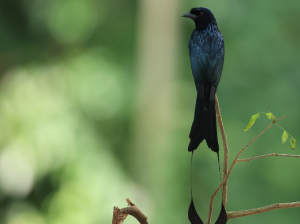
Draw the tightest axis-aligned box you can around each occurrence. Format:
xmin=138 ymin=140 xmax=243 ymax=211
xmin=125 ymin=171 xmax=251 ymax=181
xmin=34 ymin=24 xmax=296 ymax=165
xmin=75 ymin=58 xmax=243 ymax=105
xmin=265 ymin=112 xmax=275 ymax=120
xmin=244 ymin=113 xmax=260 ymax=132
xmin=291 ymin=138 xmax=296 ymax=150
xmin=282 ymin=131 xmax=288 ymax=144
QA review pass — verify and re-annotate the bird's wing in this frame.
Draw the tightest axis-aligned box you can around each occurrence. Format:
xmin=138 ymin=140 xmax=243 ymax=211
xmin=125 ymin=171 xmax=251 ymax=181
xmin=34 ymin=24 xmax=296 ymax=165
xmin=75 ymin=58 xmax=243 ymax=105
xmin=189 ymin=41 xmax=209 ymax=99
xmin=189 ymin=38 xmax=224 ymax=100
xmin=208 ymin=52 xmax=224 ymax=101
xmin=189 ymin=53 xmax=208 ymax=83
xmin=209 ymin=39 xmax=224 ymax=87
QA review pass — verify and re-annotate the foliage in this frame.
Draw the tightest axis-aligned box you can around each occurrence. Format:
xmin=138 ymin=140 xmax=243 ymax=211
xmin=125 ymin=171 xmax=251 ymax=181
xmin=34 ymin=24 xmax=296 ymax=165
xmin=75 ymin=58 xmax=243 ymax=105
xmin=244 ymin=112 xmax=296 ymax=149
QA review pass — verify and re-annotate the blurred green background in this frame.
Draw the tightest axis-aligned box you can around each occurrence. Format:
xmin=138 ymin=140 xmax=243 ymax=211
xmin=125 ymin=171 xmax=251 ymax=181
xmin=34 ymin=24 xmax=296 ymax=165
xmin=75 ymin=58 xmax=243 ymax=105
xmin=0 ymin=0 xmax=299 ymax=223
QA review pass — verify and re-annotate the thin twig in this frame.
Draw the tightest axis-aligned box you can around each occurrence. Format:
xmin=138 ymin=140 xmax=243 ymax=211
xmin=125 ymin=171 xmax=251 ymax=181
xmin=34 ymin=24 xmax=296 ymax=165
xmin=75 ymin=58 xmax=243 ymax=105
xmin=206 ymin=116 xmax=286 ymax=224
xmin=227 ymin=201 xmax=300 ymax=219
xmin=238 ymin=153 xmax=300 ymax=162
xmin=215 ymin=94 xmax=229 ymax=207
xmin=112 ymin=199 xmax=149 ymax=224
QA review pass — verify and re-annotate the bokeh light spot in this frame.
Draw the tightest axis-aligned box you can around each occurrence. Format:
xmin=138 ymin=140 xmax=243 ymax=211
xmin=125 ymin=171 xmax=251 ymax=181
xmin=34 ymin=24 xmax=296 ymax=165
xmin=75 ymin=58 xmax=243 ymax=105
xmin=0 ymin=147 xmax=35 ymax=198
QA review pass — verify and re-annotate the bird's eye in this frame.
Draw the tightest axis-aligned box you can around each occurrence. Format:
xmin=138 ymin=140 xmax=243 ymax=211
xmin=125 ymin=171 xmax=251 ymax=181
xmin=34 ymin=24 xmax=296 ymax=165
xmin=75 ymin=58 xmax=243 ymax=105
xmin=199 ymin=12 xmax=204 ymax=17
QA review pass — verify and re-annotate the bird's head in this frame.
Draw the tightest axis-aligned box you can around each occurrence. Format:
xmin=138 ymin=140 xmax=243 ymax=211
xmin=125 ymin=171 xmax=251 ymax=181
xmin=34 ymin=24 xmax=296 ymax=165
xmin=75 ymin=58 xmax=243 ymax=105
xmin=182 ymin=7 xmax=217 ymax=29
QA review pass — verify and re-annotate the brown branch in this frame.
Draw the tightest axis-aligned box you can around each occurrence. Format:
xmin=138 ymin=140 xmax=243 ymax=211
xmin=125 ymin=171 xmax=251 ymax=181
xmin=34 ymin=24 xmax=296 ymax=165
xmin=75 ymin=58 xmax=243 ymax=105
xmin=227 ymin=201 xmax=300 ymax=219
xmin=113 ymin=207 xmax=128 ymax=224
xmin=112 ymin=198 xmax=149 ymax=224
xmin=206 ymin=116 xmax=286 ymax=224
xmin=215 ymin=94 xmax=229 ymax=208
xmin=237 ymin=153 xmax=300 ymax=162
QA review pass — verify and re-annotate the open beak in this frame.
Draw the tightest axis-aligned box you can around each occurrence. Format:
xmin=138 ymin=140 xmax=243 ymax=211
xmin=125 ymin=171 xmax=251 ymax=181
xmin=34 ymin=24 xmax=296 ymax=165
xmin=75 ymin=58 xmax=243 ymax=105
xmin=182 ymin=12 xmax=197 ymax=19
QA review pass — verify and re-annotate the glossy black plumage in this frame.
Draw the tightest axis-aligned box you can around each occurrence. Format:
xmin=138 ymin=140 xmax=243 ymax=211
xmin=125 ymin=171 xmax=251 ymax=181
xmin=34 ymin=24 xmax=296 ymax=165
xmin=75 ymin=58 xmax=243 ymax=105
xmin=183 ymin=7 xmax=224 ymax=153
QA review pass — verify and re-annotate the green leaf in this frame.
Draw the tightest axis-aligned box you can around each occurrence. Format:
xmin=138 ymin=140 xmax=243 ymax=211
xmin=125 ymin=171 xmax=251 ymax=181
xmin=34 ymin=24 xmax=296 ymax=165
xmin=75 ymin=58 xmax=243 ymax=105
xmin=265 ymin=112 xmax=275 ymax=120
xmin=291 ymin=138 xmax=296 ymax=150
xmin=244 ymin=113 xmax=260 ymax=132
xmin=282 ymin=131 xmax=288 ymax=144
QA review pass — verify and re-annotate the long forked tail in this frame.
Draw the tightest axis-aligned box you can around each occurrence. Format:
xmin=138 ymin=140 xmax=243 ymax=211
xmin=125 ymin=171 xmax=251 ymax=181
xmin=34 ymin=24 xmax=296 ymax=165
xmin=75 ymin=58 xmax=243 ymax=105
xmin=188 ymin=82 xmax=219 ymax=153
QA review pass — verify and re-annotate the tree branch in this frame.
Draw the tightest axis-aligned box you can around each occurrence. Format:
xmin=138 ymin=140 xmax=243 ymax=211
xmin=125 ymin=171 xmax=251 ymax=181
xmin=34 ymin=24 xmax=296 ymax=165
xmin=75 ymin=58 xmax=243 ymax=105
xmin=112 ymin=115 xmax=297 ymax=223
xmin=215 ymin=94 xmax=229 ymax=207
xmin=237 ymin=153 xmax=300 ymax=162
xmin=227 ymin=201 xmax=300 ymax=219
xmin=206 ymin=116 xmax=286 ymax=224
xmin=112 ymin=199 xmax=149 ymax=224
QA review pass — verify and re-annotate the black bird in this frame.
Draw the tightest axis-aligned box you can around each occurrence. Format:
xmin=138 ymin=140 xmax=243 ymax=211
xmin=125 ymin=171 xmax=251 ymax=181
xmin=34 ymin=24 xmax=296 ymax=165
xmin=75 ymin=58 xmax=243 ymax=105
xmin=182 ymin=7 xmax=224 ymax=154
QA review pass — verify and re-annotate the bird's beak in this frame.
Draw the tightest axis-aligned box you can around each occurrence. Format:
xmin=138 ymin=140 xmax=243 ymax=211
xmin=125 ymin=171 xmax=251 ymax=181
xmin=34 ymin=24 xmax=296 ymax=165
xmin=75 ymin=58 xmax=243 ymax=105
xmin=182 ymin=12 xmax=197 ymax=19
